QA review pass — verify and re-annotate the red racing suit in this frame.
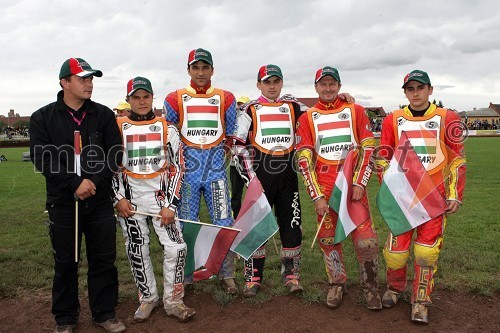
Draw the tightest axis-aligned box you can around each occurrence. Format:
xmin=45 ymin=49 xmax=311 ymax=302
xmin=376 ymin=104 xmax=466 ymax=304
xmin=295 ymin=98 xmax=379 ymax=290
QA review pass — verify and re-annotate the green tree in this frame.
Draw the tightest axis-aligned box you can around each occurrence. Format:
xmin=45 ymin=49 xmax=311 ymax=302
xmin=0 ymin=120 xmax=6 ymax=131
xmin=12 ymin=120 xmax=30 ymax=129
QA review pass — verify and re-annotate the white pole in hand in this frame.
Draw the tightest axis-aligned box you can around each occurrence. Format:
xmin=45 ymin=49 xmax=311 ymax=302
xmin=74 ymin=131 xmax=81 ymax=263
xmin=311 ymin=212 xmax=327 ymax=249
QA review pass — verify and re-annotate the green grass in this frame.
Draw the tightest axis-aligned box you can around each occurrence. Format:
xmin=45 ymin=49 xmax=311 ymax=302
xmin=0 ymin=138 xmax=498 ymax=305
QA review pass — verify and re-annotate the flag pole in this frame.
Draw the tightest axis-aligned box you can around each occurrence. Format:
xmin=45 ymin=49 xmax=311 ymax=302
xmin=311 ymin=212 xmax=327 ymax=249
xmin=131 ymin=210 xmax=241 ymax=232
xmin=74 ymin=131 xmax=81 ymax=263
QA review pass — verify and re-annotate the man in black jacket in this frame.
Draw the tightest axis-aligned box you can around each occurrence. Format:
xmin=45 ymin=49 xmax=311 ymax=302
xmin=30 ymin=58 xmax=125 ymax=333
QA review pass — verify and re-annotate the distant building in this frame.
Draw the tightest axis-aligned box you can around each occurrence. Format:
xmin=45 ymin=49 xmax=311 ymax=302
xmin=0 ymin=109 xmax=30 ymax=128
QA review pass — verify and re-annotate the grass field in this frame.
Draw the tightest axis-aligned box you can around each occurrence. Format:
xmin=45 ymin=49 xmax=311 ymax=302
xmin=0 ymin=138 xmax=498 ymax=305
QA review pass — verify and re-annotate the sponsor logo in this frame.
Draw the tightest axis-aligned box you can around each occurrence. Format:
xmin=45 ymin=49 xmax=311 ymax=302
xmin=123 ymin=123 xmax=132 ymax=130
xmin=290 ymin=192 xmax=301 ymax=228
xmin=211 ymin=179 xmax=228 ymax=220
xmin=126 ymin=219 xmax=151 ymax=298
xmin=183 ymin=95 xmax=192 ymax=102
xmin=320 ymin=237 xmax=334 ymax=245
xmin=149 ymin=125 xmax=161 ymax=132
xmin=175 ymin=249 xmax=186 ymax=284
xmin=312 ymin=112 xmax=320 ymax=120
xmin=397 ymin=117 xmax=406 ymax=126
xmin=255 ymin=104 xmax=263 ymax=110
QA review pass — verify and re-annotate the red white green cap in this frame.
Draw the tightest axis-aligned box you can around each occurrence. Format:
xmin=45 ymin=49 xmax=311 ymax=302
xmin=315 ymin=66 xmax=340 ymax=83
xmin=402 ymin=70 xmax=431 ymax=88
xmin=188 ymin=48 xmax=213 ymax=66
xmin=257 ymin=64 xmax=283 ymax=82
xmin=127 ymin=76 xmax=153 ymax=96
xmin=59 ymin=58 xmax=102 ymax=79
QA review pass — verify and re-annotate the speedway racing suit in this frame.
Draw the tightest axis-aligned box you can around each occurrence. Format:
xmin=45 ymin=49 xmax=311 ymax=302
xmin=376 ymin=104 xmax=466 ymax=304
xmin=295 ymin=98 xmax=380 ymax=291
xmin=114 ymin=111 xmax=187 ymax=307
xmin=233 ymin=95 xmax=303 ymax=287
xmin=164 ymin=82 xmax=237 ymax=280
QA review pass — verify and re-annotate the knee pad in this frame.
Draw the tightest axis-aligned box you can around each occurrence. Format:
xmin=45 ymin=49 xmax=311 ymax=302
xmin=383 ymin=247 xmax=409 ymax=270
xmin=414 ymin=237 xmax=443 ymax=267
xmin=356 ymin=238 xmax=379 ymax=257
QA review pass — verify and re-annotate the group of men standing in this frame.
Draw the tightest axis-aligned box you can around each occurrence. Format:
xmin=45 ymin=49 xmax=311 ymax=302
xmin=30 ymin=48 xmax=466 ymax=333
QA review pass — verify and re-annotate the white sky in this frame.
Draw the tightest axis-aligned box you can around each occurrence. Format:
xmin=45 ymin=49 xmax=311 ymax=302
xmin=1 ymin=0 xmax=499 ymax=116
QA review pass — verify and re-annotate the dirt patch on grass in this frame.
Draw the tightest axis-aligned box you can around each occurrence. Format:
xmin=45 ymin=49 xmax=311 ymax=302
xmin=0 ymin=287 xmax=498 ymax=332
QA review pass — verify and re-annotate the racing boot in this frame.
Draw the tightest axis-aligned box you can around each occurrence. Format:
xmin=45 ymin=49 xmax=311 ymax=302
xmin=165 ymin=303 xmax=196 ymax=322
xmin=411 ymin=303 xmax=429 ymax=324
xmin=221 ymin=278 xmax=238 ymax=295
xmin=133 ymin=300 xmax=159 ymax=322
xmin=281 ymin=246 xmax=302 ymax=293
xmin=242 ymin=282 xmax=260 ymax=298
xmin=326 ymin=284 xmax=344 ymax=309
xmin=382 ymin=289 xmax=400 ymax=308
xmin=363 ymin=289 xmax=382 ymax=310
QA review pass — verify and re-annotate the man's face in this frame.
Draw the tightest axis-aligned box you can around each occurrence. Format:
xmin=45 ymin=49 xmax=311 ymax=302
xmin=62 ymin=75 xmax=94 ymax=100
xmin=188 ymin=60 xmax=214 ymax=87
xmin=127 ymin=89 xmax=153 ymax=115
xmin=257 ymin=76 xmax=283 ymax=101
xmin=314 ymin=76 xmax=341 ymax=102
xmin=116 ymin=109 xmax=131 ymax=117
xmin=404 ymin=81 xmax=433 ymax=110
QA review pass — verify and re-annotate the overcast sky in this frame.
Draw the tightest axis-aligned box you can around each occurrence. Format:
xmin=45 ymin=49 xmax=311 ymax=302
xmin=1 ymin=0 xmax=499 ymax=117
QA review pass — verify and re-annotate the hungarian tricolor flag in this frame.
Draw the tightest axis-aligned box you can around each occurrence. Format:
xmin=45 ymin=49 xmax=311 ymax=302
xmin=329 ymin=149 xmax=370 ymax=243
xmin=230 ymin=177 xmax=279 ymax=260
xmin=126 ymin=133 xmax=162 ymax=158
xmin=259 ymin=113 xmax=291 ymax=136
xmin=187 ymin=105 xmax=218 ymax=128
xmin=183 ymin=222 xmax=239 ymax=281
xmin=376 ymin=131 xmax=448 ymax=236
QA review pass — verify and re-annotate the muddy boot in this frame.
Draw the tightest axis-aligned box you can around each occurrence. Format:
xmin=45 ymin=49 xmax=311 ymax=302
xmin=411 ymin=303 xmax=429 ymax=324
xmin=134 ymin=300 xmax=159 ymax=322
xmin=326 ymin=284 xmax=344 ymax=309
xmin=165 ymin=303 xmax=196 ymax=322
xmin=382 ymin=289 xmax=400 ymax=308
xmin=221 ymin=278 xmax=238 ymax=295
xmin=363 ymin=289 xmax=382 ymax=310
xmin=242 ymin=282 xmax=260 ymax=298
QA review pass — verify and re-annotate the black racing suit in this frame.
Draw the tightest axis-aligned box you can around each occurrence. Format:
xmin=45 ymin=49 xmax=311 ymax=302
xmin=233 ymin=95 xmax=303 ymax=286
xmin=30 ymin=90 xmax=122 ymax=326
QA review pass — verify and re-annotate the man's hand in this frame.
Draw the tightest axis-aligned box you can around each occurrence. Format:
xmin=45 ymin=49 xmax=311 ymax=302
xmin=75 ymin=179 xmax=96 ymax=200
xmin=159 ymin=207 xmax=175 ymax=226
xmin=338 ymin=93 xmax=355 ymax=104
xmin=446 ymin=200 xmax=461 ymax=214
xmin=314 ymin=197 xmax=329 ymax=216
xmin=352 ymin=185 xmax=364 ymax=201
xmin=116 ymin=198 xmax=134 ymax=218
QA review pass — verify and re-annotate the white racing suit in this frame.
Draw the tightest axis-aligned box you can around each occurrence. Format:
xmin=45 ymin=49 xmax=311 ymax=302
xmin=114 ymin=115 xmax=186 ymax=307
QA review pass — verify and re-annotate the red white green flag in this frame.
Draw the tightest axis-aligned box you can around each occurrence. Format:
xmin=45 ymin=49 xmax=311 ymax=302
xmin=183 ymin=222 xmax=239 ymax=281
xmin=318 ymin=120 xmax=352 ymax=146
xmin=329 ymin=149 xmax=370 ymax=243
xmin=230 ymin=177 xmax=279 ymax=260
xmin=187 ymin=105 xmax=219 ymax=128
xmin=376 ymin=131 xmax=448 ymax=236
xmin=126 ymin=133 xmax=162 ymax=158
xmin=259 ymin=114 xmax=291 ymax=136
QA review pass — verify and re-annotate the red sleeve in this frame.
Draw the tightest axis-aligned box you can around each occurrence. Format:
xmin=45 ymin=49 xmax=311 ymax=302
xmin=444 ymin=110 xmax=466 ymax=202
xmin=375 ymin=113 xmax=396 ymax=182
xmin=353 ymin=104 xmax=375 ymax=188
xmin=295 ymin=112 xmax=323 ymax=200
xmin=165 ymin=91 xmax=179 ymax=112
xmin=295 ymin=112 xmax=314 ymax=151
